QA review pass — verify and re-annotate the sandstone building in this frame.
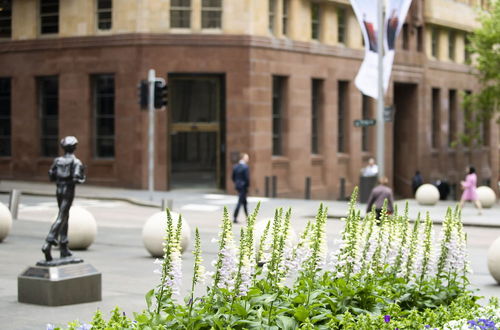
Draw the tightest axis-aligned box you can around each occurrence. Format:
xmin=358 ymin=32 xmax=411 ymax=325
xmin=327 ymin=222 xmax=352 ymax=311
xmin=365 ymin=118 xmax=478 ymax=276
xmin=0 ymin=0 xmax=497 ymax=199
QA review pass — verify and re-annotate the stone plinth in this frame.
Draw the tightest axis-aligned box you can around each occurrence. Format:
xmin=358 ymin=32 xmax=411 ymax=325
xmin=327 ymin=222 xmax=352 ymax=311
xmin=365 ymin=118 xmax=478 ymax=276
xmin=18 ymin=263 xmax=101 ymax=306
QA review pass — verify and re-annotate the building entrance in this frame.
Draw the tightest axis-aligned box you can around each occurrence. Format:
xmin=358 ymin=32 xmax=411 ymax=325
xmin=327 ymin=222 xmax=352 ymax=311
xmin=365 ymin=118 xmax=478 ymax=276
xmin=393 ymin=83 xmax=418 ymax=198
xmin=169 ymin=75 xmax=225 ymax=189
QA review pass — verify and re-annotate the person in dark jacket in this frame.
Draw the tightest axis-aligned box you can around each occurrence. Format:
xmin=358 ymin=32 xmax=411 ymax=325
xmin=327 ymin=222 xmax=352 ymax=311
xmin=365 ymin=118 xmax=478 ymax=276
xmin=412 ymin=170 xmax=423 ymax=196
xmin=232 ymin=153 xmax=250 ymax=223
xmin=366 ymin=176 xmax=394 ymax=221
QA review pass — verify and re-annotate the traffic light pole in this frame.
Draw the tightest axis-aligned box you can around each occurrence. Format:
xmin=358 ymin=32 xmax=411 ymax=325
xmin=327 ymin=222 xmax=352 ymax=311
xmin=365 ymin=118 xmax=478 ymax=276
xmin=376 ymin=0 xmax=385 ymax=178
xmin=148 ymin=69 xmax=156 ymax=200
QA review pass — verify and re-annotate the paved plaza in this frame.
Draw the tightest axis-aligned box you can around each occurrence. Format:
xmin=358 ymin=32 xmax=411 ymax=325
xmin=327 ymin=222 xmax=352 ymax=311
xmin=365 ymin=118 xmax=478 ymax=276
xmin=1 ymin=180 xmax=500 ymax=329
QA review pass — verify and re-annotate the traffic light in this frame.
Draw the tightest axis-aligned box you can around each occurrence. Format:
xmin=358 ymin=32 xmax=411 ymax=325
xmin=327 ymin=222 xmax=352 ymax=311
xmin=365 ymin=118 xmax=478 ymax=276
xmin=137 ymin=80 xmax=148 ymax=110
xmin=153 ymin=82 xmax=168 ymax=109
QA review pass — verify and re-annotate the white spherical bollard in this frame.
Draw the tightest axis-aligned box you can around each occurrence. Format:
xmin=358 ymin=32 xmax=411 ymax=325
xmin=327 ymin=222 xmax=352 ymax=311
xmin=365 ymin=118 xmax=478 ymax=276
xmin=415 ymin=184 xmax=440 ymax=206
xmin=477 ymin=186 xmax=497 ymax=208
xmin=67 ymin=206 xmax=98 ymax=250
xmin=0 ymin=202 xmax=13 ymax=242
xmin=254 ymin=219 xmax=297 ymax=261
xmin=142 ymin=211 xmax=191 ymax=258
xmin=487 ymin=236 xmax=500 ymax=284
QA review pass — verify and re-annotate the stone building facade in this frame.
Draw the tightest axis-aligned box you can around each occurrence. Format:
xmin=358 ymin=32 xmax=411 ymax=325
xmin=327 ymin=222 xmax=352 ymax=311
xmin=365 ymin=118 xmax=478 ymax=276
xmin=0 ymin=0 xmax=497 ymax=199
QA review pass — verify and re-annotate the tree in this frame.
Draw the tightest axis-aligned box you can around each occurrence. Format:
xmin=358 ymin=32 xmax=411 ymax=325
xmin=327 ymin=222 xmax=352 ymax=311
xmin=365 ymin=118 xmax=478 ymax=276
xmin=460 ymin=0 xmax=500 ymax=146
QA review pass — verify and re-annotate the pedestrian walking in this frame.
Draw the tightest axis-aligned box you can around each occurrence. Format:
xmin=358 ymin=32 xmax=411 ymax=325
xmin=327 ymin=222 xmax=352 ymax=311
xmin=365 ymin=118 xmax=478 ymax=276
xmin=366 ymin=176 xmax=394 ymax=221
xmin=459 ymin=166 xmax=482 ymax=215
xmin=232 ymin=153 xmax=250 ymax=224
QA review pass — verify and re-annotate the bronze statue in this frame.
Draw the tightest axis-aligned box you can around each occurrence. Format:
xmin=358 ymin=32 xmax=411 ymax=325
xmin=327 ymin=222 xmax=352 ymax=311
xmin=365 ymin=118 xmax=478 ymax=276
xmin=40 ymin=136 xmax=85 ymax=265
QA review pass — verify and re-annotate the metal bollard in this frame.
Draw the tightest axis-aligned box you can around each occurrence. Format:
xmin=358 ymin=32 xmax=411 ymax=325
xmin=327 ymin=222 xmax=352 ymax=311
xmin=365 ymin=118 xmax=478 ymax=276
xmin=9 ymin=189 xmax=21 ymax=220
xmin=265 ymin=176 xmax=270 ymax=197
xmin=305 ymin=177 xmax=311 ymax=200
xmin=271 ymin=176 xmax=277 ymax=198
xmin=161 ymin=198 xmax=173 ymax=211
xmin=339 ymin=178 xmax=346 ymax=201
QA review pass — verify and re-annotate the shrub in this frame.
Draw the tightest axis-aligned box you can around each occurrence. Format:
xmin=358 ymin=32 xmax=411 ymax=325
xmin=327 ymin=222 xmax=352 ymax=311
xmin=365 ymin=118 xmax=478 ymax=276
xmin=60 ymin=189 xmax=498 ymax=329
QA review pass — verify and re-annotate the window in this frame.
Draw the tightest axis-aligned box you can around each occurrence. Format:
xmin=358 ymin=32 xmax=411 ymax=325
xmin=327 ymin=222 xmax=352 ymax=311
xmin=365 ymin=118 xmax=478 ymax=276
xmin=431 ymin=27 xmax=439 ymax=58
xmin=40 ymin=0 xmax=59 ymax=34
xmin=416 ymin=26 xmax=423 ymax=52
xmin=171 ymin=0 xmax=191 ymax=28
xmin=97 ymin=0 xmax=112 ymax=30
xmin=338 ymin=81 xmax=348 ymax=153
xmin=0 ymin=0 xmax=12 ymax=38
xmin=464 ymin=34 xmax=470 ymax=62
xmin=38 ymin=76 xmax=59 ymax=157
xmin=93 ymin=75 xmax=115 ymax=158
xmin=431 ymin=88 xmax=440 ymax=149
xmin=448 ymin=30 xmax=456 ymax=61
xmin=311 ymin=3 xmax=320 ymax=40
xmin=337 ymin=7 xmax=346 ymax=44
xmin=311 ymin=79 xmax=323 ymax=154
xmin=268 ymin=0 xmax=276 ymax=34
xmin=361 ymin=94 xmax=372 ymax=152
xmin=272 ymin=76 xmax=286 ymax=156
xmin=402 ymin=23 xmax=409 ymax=50
xmin=282 ymin=0 xmax=289 ymax=36
xmin=202 ymin=0 xmax=222 ymax=29
xmin=448 ymin=89 xmax=457 ymax=146
xmin=0 ymin=78 xmax=11 ymax=156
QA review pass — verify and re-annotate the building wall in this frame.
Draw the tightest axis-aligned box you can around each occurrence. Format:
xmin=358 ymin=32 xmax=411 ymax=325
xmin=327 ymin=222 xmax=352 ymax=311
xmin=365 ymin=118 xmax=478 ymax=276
xmin=0 ymin=0 xmax=497 ymax=198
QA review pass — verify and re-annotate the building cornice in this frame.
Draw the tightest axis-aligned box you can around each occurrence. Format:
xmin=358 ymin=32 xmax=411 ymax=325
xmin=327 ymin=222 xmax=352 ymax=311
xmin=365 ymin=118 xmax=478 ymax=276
xmin=427 ymin=59 xmax=474 ymax=74
xmin=0 ymin=33 xmax=365 ymax=60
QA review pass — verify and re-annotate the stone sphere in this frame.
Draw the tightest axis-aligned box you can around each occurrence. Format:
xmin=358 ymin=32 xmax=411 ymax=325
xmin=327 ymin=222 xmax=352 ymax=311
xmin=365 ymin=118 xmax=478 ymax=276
xmin=67 ymin=206 xmax=98 ymax=250
xmin=254 ymin=219 xmax=298 ymax=260
xmin=477 ymin=186 xmax=497 ymax=208
xmin=487 ymin=236 xmax=500 ymax=284
xmin=142 ymin=211 xmax=191 ymax=258
xmin=415 ymin=184 xmax=440 ymax=206
xmin=0 ymin=202 xmax=13 ymax=242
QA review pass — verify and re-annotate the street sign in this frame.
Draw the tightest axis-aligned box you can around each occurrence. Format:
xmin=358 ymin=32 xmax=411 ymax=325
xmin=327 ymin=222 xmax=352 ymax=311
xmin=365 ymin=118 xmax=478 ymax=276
xmin=384 ymin=106 xmax=394 ymax=122
xmin=354 ymin=119 xmax=376 ymax=127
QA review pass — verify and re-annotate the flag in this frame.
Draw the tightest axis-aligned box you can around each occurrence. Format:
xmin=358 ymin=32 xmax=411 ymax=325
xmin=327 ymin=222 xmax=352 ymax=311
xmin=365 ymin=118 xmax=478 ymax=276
xmin=350 ymin=0 xmax=412 ymax=99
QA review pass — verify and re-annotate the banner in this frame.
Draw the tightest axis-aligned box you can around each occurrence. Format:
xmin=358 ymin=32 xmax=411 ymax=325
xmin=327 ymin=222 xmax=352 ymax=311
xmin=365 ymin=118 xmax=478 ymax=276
xmin=350 ymin=0 xmax=412 ymax=99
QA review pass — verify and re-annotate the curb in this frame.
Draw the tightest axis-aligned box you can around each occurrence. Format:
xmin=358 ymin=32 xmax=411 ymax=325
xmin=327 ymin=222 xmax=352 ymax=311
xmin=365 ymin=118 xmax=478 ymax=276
xmin=0 ymin=189 xmax=160 ymax=209
xmin=3 ymin=189 xmax=499 ymax=228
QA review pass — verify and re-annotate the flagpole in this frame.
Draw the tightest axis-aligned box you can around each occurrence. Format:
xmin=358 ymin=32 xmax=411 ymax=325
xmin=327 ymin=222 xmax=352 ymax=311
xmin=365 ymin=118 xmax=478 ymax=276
xmin=376 ymin=0 xmax=385 ymax=178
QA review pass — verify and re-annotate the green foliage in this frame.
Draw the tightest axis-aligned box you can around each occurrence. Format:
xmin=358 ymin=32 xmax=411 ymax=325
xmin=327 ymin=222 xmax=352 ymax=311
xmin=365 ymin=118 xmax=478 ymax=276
xmin=65 ymin=201 xmax=499 ymax=329
xmin=460 ymin=0 xmax=500 ymax=146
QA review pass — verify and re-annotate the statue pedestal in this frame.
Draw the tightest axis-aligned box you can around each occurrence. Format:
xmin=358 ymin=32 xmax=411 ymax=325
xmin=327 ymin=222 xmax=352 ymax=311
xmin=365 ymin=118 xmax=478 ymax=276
xmin=18 ymin=262 xmax=101 ymax=306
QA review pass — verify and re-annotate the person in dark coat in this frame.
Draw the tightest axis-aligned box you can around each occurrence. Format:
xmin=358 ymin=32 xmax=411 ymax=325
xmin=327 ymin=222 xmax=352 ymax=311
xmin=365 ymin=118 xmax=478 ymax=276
xmin=232 ymin=153 xmax=250 ymax=224
xmin=412 ymin=170 xmax=423 ymax=196
xmin=366 ymin=176 xmax=394 ymax=221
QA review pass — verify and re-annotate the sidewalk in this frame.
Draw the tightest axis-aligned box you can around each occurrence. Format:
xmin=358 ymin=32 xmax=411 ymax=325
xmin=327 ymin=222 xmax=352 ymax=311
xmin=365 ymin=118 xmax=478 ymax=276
xmin=1 ymin=180 xmax=500 ymax=329
xmin=0 ymin=179 xmax=498 ymax=227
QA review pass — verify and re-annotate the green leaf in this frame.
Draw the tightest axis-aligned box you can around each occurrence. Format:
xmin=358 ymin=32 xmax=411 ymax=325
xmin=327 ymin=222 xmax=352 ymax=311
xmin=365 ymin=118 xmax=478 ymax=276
xmin=145 ymin=289 xmax=155 ymax=311
xmin=232 ymin=302 xmax=248 ymax=318
xmin=276 ymin=315 xmax=297 ymax=330
xmin=234 ymin=320 xmax=262 ymax=329
xmin=293 ymin=306 xmax=310 ymax=322
xmin=292 ymin=293 xmax=307 ymax=304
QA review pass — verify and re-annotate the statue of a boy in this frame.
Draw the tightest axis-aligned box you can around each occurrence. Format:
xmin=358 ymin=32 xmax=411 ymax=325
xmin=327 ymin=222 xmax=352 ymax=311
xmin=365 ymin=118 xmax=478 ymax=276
xmin=41 ymin=136 xmax=86 ymax=262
